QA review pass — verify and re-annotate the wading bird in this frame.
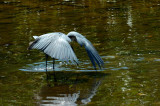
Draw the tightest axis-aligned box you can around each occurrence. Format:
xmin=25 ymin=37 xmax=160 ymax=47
xmin=28 ymin=31 xmax=104 ymax=77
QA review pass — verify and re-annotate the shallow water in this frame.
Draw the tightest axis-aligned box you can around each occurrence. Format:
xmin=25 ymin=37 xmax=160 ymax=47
xmin=0 ymin=0 xmax=160 ymax=105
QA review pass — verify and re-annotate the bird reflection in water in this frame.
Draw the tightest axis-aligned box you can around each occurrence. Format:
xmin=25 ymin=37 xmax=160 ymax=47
xmin=81 ymin=78 xmax=101 ymax=104
xmin=42 ymin=92 xmax=80 ymax=106
xmin=35 ymin=72 xmax=105 ymax=106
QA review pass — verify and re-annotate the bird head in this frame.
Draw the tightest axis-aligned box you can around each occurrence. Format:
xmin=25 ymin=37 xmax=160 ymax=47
xmin=67 ymin=31 xmax=85 ymax=41
xmin=67 ymin=31 xmax=77 ymax=42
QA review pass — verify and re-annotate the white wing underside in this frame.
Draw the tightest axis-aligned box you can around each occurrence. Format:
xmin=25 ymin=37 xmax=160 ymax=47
xmin=31 ymin=33 xmax=78 ymax=64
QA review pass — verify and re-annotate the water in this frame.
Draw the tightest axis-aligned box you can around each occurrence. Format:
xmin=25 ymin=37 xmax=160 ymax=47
xmin=0 ymin=0 xmax=160 ymax=105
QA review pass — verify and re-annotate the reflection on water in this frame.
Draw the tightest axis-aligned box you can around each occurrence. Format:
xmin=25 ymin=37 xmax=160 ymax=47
xmin=81 ymin=78 xmax=102 ymax=104
xmin=36 ymin=73 xmax=105 ymax=106
xmin=40 ymin=91 xmax=80 ymax=106
xmin=39 ymin=88 xmax=80 ymax=106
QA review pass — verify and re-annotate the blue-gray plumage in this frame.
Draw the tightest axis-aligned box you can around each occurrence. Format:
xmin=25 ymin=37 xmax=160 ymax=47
xmin=28 ymin=31 xmax=104 ymax=74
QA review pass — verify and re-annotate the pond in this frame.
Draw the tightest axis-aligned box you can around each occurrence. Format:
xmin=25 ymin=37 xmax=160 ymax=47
xmin=0 ymin=0 xmax=160 ymax=105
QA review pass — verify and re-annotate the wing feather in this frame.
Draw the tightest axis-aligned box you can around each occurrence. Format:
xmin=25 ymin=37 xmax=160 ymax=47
xmin=86 ymin=48 xmax=97 ymax=70
xmin=67 ymin=31 xmax=104 ymax=69
xmin=29 ymin=32 xmax=78 ymax=64
xmin=85 ymin=42 xmax=104 ymax=69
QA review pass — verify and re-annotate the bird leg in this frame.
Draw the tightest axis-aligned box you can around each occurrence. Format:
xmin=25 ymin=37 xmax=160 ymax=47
xmin=53 ymin=58 xmax=57 ymax=82
xmin=45 ymin=54 xmax=49 ymax=80
xmin=53 ymin=58 xmax=55 ymax=69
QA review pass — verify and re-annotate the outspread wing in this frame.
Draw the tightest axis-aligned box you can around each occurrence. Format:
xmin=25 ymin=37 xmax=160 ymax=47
xmin=67 ymin=31 xmax=104 ymax=69
xmin=29 ymin=32 xmax=78 ymax=64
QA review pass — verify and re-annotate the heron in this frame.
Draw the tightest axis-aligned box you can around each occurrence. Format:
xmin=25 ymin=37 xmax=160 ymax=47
xmin=28 ymin=31 xmax=104 ymax=78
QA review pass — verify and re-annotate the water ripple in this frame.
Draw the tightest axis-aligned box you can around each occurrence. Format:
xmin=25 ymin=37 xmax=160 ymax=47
xmin=19 ymin=60 xmax=105 ymax=72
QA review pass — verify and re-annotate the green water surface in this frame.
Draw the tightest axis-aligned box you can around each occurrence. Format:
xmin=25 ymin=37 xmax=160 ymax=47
xmin=0 ymin=0 xmax=160 ymax=105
